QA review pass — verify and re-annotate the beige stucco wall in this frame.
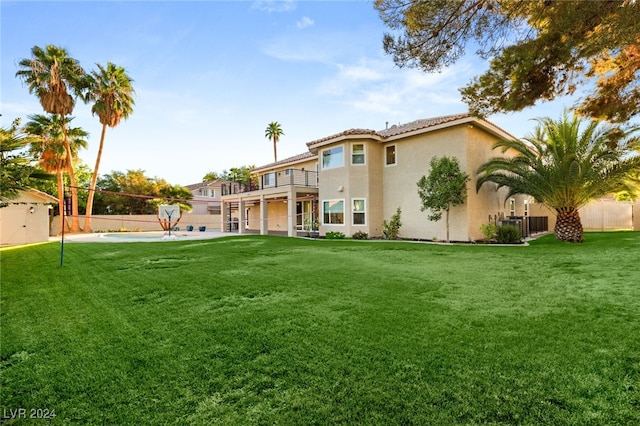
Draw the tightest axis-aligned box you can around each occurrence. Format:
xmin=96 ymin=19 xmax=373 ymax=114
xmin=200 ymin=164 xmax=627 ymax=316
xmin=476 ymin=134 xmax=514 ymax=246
xmin=1 ymin=191 xmax=54 ymax=246
xmin=245 ymin=201 xmax=289 ymax=232
xmin=313 ymin=125 xmax=527 ymax=241
xmin=317 ymin=138 xmax=384 ymax=237
xmin=381 ymin=127 xmax=472 ymax=241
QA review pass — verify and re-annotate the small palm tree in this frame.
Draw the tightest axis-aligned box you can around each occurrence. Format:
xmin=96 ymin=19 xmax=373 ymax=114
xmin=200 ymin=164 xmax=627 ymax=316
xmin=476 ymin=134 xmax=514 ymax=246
xmin=265 ymin=121 xmax=284 ymax=162
xmin=84 ymin=62 xmax=135 ymax=232
xmin=0 ymin=119 xmax=52 ymax=205
xmin=476 ymin=113 xmax=640 ymax=243
xmin=16 ymin=45 xmax=87 ymax=232
xmin=24 ymin=114 xmax=88 ymax=234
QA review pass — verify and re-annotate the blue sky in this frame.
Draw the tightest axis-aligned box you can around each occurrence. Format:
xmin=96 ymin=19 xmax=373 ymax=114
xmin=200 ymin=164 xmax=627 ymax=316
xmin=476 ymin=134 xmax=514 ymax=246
xmin=2 ymin=0 xmax=580 ymax=185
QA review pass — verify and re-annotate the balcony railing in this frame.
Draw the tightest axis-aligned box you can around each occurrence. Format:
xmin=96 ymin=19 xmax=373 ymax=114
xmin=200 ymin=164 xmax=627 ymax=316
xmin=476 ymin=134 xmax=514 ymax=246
xmin=221 ymin=168 xmax=318 ymax=196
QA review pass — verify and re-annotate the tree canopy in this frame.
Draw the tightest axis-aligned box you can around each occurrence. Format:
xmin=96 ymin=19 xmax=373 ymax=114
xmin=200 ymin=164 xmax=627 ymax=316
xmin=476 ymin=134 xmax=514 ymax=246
xmin=93 ymin=170 xmax=192 ymax=215
xmin=375 ymin=0 xmax=640 ymax=122
xmin=203 ymin=165 xmax=255 ymax=184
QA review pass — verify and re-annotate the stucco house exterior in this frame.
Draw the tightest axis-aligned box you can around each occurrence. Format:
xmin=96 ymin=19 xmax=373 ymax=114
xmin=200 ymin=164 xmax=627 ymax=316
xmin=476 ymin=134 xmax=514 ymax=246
xmin=184 ymin=180 xmax=230 ymax=215
xmin=1 ymin=189 xmax=57 ymax=246
xmin=220 ymin=113 xmax=534 ymax=241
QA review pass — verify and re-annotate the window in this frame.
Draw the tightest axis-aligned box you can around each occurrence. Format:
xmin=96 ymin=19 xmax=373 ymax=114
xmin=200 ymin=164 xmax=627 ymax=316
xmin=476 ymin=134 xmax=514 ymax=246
xmin=385 ymin=145 xmax=396 ymax=165
xmin=352 ymin=199 xmax=366 ymax=225
xmin=322 ymin=146 xmax=344 ymax=170
xmin=323 ymin=200 xmax=344 ymax=224
xmin=200 ymin=188 xmax=215 ymax=197
xmin=524 ymin=200 xmax=529 ymax=217
xmin=509 ymin=198 xmax=515 ymax=217
xmin=263 ymin=172 xmax=275 ymax=186
xmin=352 ymin=143 xmax=365 ymax=165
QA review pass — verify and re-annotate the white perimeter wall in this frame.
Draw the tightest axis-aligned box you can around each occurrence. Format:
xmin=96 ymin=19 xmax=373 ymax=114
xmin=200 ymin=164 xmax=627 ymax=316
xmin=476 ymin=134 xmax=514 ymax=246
xmin=50 ymin=214 xmax=221 ymax=235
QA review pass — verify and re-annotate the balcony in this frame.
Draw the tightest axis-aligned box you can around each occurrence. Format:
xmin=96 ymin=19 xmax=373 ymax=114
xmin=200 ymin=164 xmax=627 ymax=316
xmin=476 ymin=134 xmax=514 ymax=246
xmin=221 ymin=168 xmax=318 ymax=196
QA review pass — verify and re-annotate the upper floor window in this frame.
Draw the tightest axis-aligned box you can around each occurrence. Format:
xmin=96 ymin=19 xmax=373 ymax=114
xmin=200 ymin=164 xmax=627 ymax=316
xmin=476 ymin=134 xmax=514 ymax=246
xmin=385 ymin=145 xmax=396 ymax=166
xmin=199 ymin=188 xmax=215 ymax=198
xmin=322 ymin=146 xmax=344 ymax=170
xmin=352 ymin=143 xmax=365 ymax=165
xmin=263 ymin=172 xmax=276 ymax=187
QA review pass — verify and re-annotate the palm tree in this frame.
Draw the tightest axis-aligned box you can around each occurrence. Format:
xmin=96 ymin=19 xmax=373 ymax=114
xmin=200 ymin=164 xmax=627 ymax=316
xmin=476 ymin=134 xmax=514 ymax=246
xmin=16 ymin=45 xmax=87 ymax=232
xmin=0 ymin=118 xmax=52 ymax=205
xmin=23 ymin=114 xmax=88 ymax=234
xmin=265 ymin=121 xmax=284 ymax=162
xmin=476 ymin=113 xmax=640 ymax=243
xmin=83 ymin=62 xmax=135 ymax=232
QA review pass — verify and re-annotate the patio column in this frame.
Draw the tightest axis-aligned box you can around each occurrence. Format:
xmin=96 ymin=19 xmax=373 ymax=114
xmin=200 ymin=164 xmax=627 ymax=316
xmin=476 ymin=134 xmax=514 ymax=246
xmin=220 ymin=201 xmax=230 ymax=232
xmin=287 ymin=188 xmax=296 ymax=237
xmin=260 ymin=195 xmax=268 ymax=235
xmin=238 ymin=198 xmax=246 ymax=234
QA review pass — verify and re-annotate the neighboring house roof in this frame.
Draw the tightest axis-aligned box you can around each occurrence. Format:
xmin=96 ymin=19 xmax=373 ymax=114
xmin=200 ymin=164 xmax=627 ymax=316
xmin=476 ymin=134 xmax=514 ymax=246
xmin=184 ymin=180 xmax=226 ymax=191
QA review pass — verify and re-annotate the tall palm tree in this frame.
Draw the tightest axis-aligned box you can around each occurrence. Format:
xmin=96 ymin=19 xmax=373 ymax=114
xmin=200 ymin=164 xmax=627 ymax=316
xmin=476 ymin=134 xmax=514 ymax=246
xmin=265 ymin=121 xmax=284 ymax=162
xmin=16 ymin=45 xmax=87 ymax=232
xmin=476 ymin=113 xmax=640 ymax=243
xmin=83 ymin=62 xmax=135 ymax=232
xmin=23 ymin=114 xmax=88 ymax=234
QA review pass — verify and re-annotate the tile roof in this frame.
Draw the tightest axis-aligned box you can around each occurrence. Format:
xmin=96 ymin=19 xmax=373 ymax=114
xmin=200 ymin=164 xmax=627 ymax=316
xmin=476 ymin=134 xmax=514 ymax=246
xmin=184 ymin=179 xmax=224 ymax=190
xmin=377 ymin=113 xmax=471 ymax=137
xmin=254 ymin=113 xmax=516 ymax=171
xmin=306 ymin=128 xmax=380 ymax=148
xmin=253 ymin=151 xmax=317 ymax=172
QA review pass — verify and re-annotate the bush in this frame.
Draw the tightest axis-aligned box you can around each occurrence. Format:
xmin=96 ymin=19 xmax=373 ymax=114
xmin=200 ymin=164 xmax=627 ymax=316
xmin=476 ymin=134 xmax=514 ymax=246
xmin=382 ymin=207 xmax=402 ymax=240
xmin=352 ymin=231 xmax=369 ymax=240
xmin=480 ymin=223 xmax=498 ymax=240
xmin=325 ymin=231 xmax=346 ymax=239
xmin=496 ymin=224 xmax=521 ymax=243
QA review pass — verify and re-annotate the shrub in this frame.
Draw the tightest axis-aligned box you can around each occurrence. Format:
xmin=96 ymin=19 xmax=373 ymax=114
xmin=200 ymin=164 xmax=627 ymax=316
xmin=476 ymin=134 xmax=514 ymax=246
xmin=325 ymin=231 xmax=346 ymax=239
xmin=382 ymin=207 xmax=402 ymax=240
xmin=496 ymin=224 xmax=521 ymax=243
xmin=352 ymin=231 xmax=369 ymax=240
xmin=480 ymin=223 xmax=498 ymax=240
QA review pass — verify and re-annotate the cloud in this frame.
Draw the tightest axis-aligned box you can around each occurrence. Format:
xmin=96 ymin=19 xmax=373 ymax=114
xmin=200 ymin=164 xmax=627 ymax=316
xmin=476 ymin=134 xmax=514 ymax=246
xmin=318 ymin=57 xmax=474 ymax=117
xmin=296 ymin=16 xmax=314 ymax=29
xmin=251 ymin=0 xmax=296 ymax=13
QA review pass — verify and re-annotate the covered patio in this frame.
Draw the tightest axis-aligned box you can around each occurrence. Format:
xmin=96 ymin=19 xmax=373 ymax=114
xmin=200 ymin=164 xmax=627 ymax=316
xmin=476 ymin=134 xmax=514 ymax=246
xmin=220 ymin=168 xmax=318 ymax=237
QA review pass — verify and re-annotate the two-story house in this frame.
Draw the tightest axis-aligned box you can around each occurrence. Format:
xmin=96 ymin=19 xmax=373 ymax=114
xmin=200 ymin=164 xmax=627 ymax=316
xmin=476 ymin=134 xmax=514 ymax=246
xmin=184 ymin=180 xmax=229 ymax=215
xmin=220 ymin=113 xmax=532 ymax=241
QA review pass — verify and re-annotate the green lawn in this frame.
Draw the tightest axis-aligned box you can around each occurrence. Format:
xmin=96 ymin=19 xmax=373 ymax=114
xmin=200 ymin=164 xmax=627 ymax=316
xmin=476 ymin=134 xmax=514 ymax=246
xmin=1 ymin=233 xmax=639 ymax=424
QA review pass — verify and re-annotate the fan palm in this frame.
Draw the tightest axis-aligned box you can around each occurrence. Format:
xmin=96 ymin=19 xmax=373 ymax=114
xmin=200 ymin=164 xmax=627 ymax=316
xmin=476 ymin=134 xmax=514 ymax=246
xmin=84 ymin=62 xmax=135 ymax=232
xmin=23 ymin=114 xmax=88 ymax=234
xmin=16 ymin=45 xmax=87 ymax=232
xmin=265 ymin=122 xmax=284 ymax=162
xmin=476 ymin=113 xmax=640 ymax=243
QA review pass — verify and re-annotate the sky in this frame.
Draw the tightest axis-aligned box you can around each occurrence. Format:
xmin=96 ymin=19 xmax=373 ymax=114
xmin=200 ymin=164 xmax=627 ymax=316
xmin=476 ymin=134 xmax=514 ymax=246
xmin=2 ymin=0 xmax=583 ymax=186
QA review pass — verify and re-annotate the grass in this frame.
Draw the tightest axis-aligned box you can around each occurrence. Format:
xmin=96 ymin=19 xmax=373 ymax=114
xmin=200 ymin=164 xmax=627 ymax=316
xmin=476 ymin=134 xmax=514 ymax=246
xmin=1 ymin=233 xmax=639 ymax=424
